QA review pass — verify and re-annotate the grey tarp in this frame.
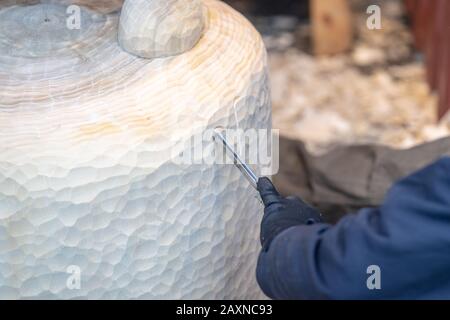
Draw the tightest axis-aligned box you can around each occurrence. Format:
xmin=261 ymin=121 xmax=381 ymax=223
xmin=273 ymin=136 xmax=450 ymax=223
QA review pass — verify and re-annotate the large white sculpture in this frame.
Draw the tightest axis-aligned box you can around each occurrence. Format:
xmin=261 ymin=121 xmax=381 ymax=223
xmin=0 ymin=0 xmax=271 ymax=299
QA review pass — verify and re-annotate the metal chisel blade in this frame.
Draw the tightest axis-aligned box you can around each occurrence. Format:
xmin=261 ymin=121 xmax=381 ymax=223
xmin=213 ymin=127 xmax=259 ymax=189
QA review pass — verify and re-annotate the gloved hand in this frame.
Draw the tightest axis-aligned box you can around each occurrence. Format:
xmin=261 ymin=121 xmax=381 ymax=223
xmin=257 ymin=177 xmax=323 ymax=251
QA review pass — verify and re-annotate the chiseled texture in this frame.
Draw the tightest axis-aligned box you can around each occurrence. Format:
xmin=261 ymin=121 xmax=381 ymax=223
xmin=118 ymin=0 xmax=205 ymax=59
xmin=0 ymin=0 xmax=271 ymax=299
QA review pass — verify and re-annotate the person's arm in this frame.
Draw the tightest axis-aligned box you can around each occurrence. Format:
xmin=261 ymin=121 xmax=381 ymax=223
xmin=257 ymin=157 xmax=450 ymax=300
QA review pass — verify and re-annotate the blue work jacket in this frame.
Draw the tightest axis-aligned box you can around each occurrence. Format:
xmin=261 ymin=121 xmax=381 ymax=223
xmin=257 ymin=156 xmax=450 ymax=299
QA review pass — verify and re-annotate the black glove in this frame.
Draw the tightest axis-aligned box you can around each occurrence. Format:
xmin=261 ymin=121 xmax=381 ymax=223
xmin=257 ymin=177 xmax=323 ymax=251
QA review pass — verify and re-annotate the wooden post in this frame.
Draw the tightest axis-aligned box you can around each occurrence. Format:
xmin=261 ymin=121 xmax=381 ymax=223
xmin=311 ymin=0 xmax=353 ymax=55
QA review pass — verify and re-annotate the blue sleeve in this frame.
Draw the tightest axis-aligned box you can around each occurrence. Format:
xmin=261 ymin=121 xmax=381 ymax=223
xmin=256 ymin=156 xmax=450 ymax=299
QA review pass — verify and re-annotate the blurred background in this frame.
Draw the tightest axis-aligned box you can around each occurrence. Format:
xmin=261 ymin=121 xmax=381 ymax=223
xmin=224 ymin=0 xmax=450 ymax=155
xmin=222 ymin=0 xmax=450 ymax=222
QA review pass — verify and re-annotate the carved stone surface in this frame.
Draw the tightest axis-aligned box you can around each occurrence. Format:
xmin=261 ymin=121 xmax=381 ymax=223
xmin=118 ymin=0 xmax=205 ymax=59
xmin=0 ymin=0 xmax=270 ymax=299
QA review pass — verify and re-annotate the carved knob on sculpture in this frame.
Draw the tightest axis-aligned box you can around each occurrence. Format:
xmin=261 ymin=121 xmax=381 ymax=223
xmin=118 ymin=0 xmax=205 ymax=59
